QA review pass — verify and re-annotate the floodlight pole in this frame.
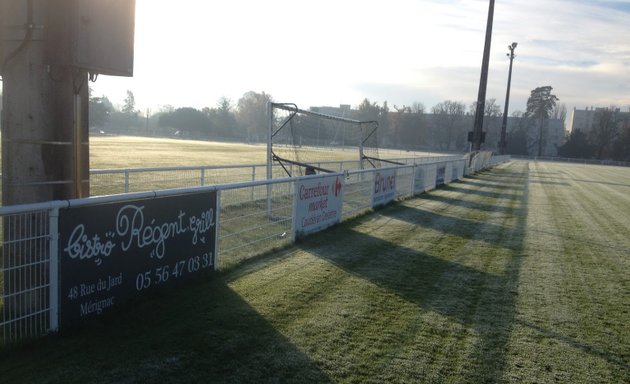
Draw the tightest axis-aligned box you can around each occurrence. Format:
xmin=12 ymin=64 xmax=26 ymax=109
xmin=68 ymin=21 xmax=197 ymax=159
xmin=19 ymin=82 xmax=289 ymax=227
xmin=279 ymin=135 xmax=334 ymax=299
xmin=471 ymin=0 xmax=495 ymax=151
xmin=499 ymin=42 xmax=517 ymax=155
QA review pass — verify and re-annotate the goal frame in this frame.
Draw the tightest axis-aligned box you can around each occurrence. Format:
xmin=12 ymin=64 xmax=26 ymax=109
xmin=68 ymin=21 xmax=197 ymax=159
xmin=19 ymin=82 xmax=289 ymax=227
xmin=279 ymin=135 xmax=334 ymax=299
xmin=267 ymin=102 xmax=379 ymax=181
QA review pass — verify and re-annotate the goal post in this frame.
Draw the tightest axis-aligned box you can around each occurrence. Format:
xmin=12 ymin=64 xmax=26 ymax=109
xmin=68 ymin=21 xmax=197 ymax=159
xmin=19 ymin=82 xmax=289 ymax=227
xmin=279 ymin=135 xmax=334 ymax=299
xmin=267 ymin=102 xmax=380 ymax=179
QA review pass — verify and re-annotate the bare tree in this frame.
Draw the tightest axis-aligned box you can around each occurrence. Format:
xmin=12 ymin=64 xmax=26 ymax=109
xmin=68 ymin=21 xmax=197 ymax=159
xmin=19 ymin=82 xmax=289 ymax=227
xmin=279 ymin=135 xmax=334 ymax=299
xmin=612 ymin=117 xmax=630 ymax=161
xmin=431 ymin=100 xmax=467 ymax=150
xmin=391 ymin=102 xmax=426 ymax=148
xmin=236 ymin=91 xmax=273 ymax=143
xmin=551 ymin=102 xmax=567 ymax=122
xmin=590 ymin=107 xmax=619 ymax=159
xmin=504 ymin=111 xmax=530 ymax=155
xmin=470 ymin=98 xmax=501 ymax=117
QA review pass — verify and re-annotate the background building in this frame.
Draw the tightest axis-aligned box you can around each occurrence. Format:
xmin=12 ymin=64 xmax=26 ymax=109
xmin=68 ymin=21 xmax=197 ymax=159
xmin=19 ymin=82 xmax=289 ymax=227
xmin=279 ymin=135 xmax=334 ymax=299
xmin=569 ymin=106 xmax=630 ymax=133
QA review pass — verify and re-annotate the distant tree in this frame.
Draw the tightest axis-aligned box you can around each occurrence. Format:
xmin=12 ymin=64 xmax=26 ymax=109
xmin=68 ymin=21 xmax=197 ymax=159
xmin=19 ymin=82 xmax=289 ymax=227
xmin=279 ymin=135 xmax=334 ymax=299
xmin=470 ymin=98 xmax=501 ymax=118
xmin=122 ymin=90 xmax=136 ymax=115
xmin=390 ymin=105 xmax=409 ymax=148
xmin=354 ymin=98 xmax=381 ymax=122
xmin=590 ymin=107 xmax=619 ymax=159
xmin=353 ymin=99 xmax=392 ymax=146
xmin=471 ymin=98 xmax=502 ymax=150
xmin=217 ymin=96 xmax=232 ymax=114
xmin=431 ymin=100 xmax=467 ymax=151
xmin=112 ymin=89 xmax=139 ymax=131
xmin=205 ymin=97 xmax=239 ymax=140
xmin=505 ymin=127 xmax=528 ymax=155
xmin=236 ymin=91 xmax=272 ymax=142
xmin=557 ymin=129 xmax=594 ymax=158
xmin=158 ymin=107 xmax=211 ymax=138
xmin=391 ymin=102 xmax=426 ymax=149
xmin=611 ymin=121 xmax=630 ymax=162
xmin=525 ymin=86 xmax=558 ymax=156
xmin=89 ymin=95 xmax=114 ymax=129
xmin=410 ymin=102 xmax=424 ymax=114
xmin=505 ymin=111 xmax=530 ymax=155
xmin=551 ymin=102 xmax=567 ymax=125
xmin=380 ymin=101 xmax=390 ymax=145
xmin=158 ymin=104 xmax=175 ymax=114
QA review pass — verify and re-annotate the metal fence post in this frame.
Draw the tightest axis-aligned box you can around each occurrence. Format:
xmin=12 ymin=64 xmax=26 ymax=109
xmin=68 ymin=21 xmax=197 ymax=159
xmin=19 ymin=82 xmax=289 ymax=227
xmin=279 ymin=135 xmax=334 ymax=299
xmin=49 ymin=207 xmax=60 ymax=332
xmin=200 ymin=168 xmax=206 ymax=186
xmin=214 ymin=190 xmax=221 ymax=271
xmin=124 ymin=170 xmax=130 ymax=193
xmin=251 ymin=166 xmax=256 ymax=201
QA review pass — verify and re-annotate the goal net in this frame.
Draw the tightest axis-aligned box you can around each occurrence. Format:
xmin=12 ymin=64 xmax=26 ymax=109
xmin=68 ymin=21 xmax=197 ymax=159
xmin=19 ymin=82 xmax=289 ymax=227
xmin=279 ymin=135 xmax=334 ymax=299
xmin=268 ymin=103 xmax=381 ymax=178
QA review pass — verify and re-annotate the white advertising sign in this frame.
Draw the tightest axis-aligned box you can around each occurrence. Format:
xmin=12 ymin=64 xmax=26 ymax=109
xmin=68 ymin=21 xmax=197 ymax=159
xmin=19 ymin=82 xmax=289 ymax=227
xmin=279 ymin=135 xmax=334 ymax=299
xmin=372 ymin=168 xmax=397 ymax=207
xmin=425 ymin=163 xmax=438 ymax=191
xmin=413 ymin=166 xmax=425 ymax=194
xmin=294 ymin=174 xmax=344 ymax=236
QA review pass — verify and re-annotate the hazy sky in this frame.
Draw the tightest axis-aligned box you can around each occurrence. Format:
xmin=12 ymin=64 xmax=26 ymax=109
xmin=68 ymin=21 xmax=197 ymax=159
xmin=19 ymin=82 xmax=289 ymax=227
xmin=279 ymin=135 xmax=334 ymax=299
xmin=91 ymin=0 xmax=630 ymax=115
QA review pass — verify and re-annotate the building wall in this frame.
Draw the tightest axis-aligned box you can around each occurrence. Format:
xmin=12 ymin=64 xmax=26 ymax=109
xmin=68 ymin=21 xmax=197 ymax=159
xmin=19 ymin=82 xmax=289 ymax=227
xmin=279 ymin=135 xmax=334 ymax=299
xmin=569 ymin=107 xmax=598 ymax=133
xmin=569 ymin=107 xmax=630 ymax=133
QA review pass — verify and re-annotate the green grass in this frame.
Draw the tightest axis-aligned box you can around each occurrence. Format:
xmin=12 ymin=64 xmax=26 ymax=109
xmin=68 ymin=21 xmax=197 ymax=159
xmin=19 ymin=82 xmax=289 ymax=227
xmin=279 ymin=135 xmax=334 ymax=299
xmin=85 ymin=136 xmax=443 ymax=196
xmin=89 ymin=136 xmax=270 ymax=169
xmin=0 ymin=160 xmax=628 ymax=383
xmin=87 ymin=135 xmax=437 ymax=170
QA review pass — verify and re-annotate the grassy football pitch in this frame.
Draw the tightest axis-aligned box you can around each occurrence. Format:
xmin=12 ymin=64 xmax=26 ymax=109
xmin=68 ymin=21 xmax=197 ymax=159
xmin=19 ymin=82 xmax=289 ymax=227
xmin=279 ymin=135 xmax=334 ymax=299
xmin=0 ymin=160 xmax=628 ymax=383
xmin=88 ymin=135 xmax=436 ymax=169
xmin=89 ymin=136 xmax=270 ymax=168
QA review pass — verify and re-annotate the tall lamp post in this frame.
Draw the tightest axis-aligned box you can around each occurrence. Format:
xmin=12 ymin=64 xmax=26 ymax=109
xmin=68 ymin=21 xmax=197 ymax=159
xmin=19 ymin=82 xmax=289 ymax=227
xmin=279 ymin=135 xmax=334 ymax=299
xmin=499 ymin=42 xmax=517 ymax=155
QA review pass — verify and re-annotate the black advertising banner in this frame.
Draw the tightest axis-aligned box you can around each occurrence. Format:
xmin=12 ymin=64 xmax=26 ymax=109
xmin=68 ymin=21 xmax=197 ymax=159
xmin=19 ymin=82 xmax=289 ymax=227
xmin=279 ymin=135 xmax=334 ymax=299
xmin=58 ymin=191 xmax=217 ymax=326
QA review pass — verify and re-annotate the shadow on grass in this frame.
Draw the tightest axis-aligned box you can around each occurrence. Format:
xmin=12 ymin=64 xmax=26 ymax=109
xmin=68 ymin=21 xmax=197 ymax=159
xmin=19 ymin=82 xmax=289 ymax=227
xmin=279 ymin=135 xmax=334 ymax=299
xmin=457 ymin=178 xmax=526 ymax=191
xmin=301 ymin=163 xmax=530 ymax=382
xmin=0 ymin=278 xmax=333 ymax=384
xmin=419 ymin=191 xmax=516 ymax=215
xmin=517 ymin=319 xmax=630 ymax=374
xmin=527 ymin=180 xmax=571 ymax=186
xmin=305 ymin=227 xmax=514 ymax=324
xmin=443 ymin=185 xmax=521 ymax=200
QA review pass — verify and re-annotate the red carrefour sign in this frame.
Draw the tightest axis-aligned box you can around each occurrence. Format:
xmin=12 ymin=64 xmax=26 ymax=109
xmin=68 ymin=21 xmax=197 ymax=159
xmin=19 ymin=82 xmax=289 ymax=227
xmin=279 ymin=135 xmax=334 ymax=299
xmin=294 ymin=174 xmax=345 ymax=237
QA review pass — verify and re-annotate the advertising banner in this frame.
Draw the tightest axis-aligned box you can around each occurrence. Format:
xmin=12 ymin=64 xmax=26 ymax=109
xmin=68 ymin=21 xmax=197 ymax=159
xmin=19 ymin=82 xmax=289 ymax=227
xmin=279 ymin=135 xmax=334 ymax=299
xmin=413 ymin=166 xmax=426 ymax=194
xmin=58 ymin=191 xmax=218 ymax=326
xmin=445 ymin=162 xmax=453 ymax=183
xmin=436 ymin=165 xmax=446 ymax=186
xmin=372 ymin=168 xmax=397 ymax=207
xmin=424 ymin=163 xmax=438 ymax=191
xmin=294 ymin=174 xmax=344 ymax=237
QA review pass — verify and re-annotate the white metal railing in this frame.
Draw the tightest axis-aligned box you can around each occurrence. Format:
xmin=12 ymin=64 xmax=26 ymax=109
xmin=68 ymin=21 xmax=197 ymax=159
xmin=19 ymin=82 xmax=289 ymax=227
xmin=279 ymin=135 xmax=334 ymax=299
xmin=0 ymin=153 xmax=506 ymax=345
xmin=88 ymin=156 xmax=465 ymax=196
